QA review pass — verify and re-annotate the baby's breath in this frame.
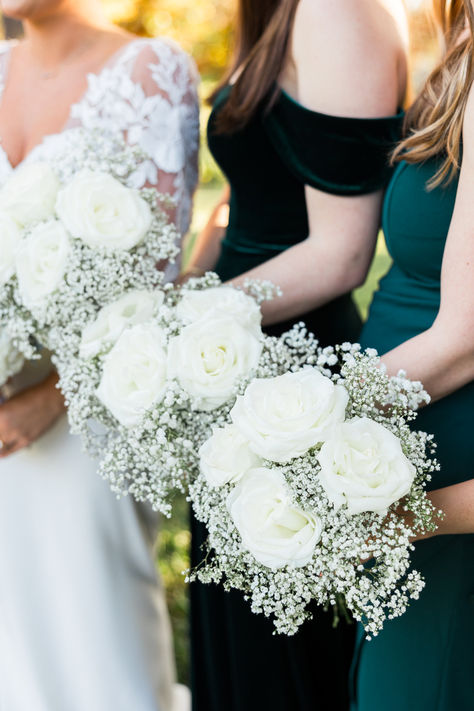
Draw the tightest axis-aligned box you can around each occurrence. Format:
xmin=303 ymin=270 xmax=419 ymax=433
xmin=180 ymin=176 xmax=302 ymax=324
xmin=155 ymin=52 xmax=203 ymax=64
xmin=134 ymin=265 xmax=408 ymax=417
xmin=189 ymin=331 xmax=440 ymax=637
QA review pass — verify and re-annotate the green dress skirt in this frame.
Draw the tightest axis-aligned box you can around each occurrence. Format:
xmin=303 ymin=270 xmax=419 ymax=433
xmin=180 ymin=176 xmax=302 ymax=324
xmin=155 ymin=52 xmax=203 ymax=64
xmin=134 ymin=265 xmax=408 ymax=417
xmin=352 ymin=158 xmax=474 ymax=711
xmin=191 ymin=85 xmax=404 ymax=711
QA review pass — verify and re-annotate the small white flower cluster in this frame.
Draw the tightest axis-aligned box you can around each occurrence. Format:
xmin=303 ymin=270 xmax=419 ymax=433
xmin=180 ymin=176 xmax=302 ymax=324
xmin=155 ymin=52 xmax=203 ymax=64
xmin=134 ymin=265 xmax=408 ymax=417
xmin=0 ymin=328 xmax=24 ymax=389
xmin=189 ymin=337 xmax=440 ymax=637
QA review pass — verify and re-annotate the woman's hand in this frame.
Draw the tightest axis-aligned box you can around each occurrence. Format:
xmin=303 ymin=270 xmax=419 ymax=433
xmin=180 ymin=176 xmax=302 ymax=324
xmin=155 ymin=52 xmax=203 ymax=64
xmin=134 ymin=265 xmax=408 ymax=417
xmin=0 ymin=372 xmax=65 ymax=458
xmin=393 ymin=479 xmax=474 ymax=543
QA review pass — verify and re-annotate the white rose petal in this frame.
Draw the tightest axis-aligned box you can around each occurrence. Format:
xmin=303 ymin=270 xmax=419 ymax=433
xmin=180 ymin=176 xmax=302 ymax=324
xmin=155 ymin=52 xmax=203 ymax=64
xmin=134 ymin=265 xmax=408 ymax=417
xmin=317 ymin=416 xmax=417 ymax=515
xmin=16 ymin=220 xmax=71 ymax=308
xmin=167 ymin=314 xmax=262 ymax=411
xmin=177 ymin=287 xmax=262 ymax=336
xmin=0 ymin=162 xmax=59 ymax=226
xmin=56 ymin=170 xmax=152 ymax=251
xmin=228 ymin=467 xmax=322 ymax=569
xmin=0 ymin=211 xmax=22 ymax=286
xmin=96 ymin=323 xmax=168 ymax=428
xmin=199 ymin=425 xmax=263 ymax=487
xmin=80 ymin=289 xmax=164 ymax=359
xmin=231 ymin=369 xmax=348 ymax=463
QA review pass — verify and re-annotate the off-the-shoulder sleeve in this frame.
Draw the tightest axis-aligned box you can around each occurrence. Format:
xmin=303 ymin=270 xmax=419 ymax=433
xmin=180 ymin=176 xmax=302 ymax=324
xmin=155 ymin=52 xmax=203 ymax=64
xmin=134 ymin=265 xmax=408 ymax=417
xmin=263 ymin=91 xmax=404 ymax=196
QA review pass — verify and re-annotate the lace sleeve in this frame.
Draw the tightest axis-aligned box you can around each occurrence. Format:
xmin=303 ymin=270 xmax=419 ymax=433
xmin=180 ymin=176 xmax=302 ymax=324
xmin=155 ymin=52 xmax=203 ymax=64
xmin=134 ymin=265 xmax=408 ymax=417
xmin=71 ymin=38 xmax=200 ymax=280
xmin=126 ymin=40 xmax=199 ymax=226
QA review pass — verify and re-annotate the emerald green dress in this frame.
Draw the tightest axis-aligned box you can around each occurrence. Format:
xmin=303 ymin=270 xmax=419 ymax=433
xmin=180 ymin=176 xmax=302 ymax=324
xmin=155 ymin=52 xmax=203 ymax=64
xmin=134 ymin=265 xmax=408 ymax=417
xmin=191 ymin=86 xmax=403 ymax=711
xmin=352 ymin=158 xmax=474 ymax=710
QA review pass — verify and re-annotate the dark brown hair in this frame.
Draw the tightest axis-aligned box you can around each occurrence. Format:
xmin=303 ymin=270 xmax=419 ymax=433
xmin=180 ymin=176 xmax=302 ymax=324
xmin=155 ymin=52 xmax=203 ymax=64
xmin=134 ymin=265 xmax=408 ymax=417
xmin=394 ymin=0 xmax=474 ymax=186
xmin=212 ymin=0 xmax=300 ymax=133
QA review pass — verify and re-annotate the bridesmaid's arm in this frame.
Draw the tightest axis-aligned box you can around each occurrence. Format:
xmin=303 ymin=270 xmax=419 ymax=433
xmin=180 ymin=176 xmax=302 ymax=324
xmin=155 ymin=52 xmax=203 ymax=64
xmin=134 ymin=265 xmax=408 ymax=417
xmin=184 ymin=184 xmax=230 ymax=276
xmin=227 ymin=0 xmax=408 ymax=325
xmin=401 ymin=480 xmax=474 ymax=542
xmin=380 ymin=89 xmax=474 ymax=402
xmin=424 ymin=481 xmax=474 ymax=537
xmin=382 ymin=94 xmax=474 ymax=543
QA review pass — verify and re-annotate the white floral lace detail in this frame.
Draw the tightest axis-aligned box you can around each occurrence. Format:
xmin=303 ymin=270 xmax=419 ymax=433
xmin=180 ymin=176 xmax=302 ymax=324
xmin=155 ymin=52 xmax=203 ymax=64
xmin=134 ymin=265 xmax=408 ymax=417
xmin=69 ymin=38 xmax=200 ymax=240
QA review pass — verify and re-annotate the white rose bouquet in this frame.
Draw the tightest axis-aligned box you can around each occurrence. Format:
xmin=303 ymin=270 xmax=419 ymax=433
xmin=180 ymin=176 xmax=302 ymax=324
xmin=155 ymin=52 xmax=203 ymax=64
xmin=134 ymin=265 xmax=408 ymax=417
xmin=0 ymin=126 xmax=280 ymax=515
xmin=0 ymin=129 xmax=178 ymax=365
xmin=73 ymin=279 xmax=279 ymax=515
xmin=189 ymin=338 xmax=441 ymax=637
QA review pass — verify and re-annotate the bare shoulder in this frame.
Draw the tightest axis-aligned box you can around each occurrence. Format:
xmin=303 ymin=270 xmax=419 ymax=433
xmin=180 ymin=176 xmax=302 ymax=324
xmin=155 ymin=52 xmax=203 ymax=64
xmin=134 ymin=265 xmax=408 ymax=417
xmin=294 ymin=0 xmax=407 ymax=47
xmin=292 ymin=0 xmax=408 ymax=116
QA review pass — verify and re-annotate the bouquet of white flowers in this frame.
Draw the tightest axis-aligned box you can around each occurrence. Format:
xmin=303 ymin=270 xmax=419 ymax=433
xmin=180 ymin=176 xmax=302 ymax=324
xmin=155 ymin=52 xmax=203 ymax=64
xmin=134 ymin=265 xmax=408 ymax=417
xmin=0 ymin=127 xmax=280 ymax=515
xmin=0 ymin=129 xmax=178 ymax=366
xmin=189 ymin=337 xmax=441 ymax=637
xmin=71 ymin=279 xmax=279 ymax=514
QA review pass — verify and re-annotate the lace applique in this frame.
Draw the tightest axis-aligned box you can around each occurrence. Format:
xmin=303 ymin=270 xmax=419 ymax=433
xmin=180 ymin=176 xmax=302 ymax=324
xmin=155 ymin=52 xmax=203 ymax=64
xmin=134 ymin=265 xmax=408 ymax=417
xmin=70 ymin=38 xmax=200 ymax=251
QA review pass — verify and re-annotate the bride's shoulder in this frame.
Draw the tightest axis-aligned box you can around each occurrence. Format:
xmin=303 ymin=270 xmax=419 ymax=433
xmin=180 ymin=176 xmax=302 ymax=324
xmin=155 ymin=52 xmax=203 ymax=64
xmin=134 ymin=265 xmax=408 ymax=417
xmin=118 ymin=36 xmax=199 ymax=96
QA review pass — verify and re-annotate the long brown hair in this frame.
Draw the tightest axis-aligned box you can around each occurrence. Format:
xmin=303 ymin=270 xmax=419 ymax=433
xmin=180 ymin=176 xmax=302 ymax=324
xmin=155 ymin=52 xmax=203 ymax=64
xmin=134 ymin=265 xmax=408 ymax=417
xmin=394 ymin=0 xmax=474 ymax=185
xmin=212 ymin=0 xmax=300 ymax=133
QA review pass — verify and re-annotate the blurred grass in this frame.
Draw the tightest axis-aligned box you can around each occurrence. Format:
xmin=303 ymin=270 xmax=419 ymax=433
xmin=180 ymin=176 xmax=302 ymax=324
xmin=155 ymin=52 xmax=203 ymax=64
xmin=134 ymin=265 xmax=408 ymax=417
xmin=159 ymin=184 xmax=392 ymax=685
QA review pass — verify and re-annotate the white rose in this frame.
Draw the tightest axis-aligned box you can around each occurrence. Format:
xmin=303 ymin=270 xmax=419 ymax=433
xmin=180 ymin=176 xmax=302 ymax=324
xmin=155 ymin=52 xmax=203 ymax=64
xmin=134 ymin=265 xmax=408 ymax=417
xmin=0 ymin=211 xmax=22 ymax=286
xmin=317 ymin=417 xmax=416 ymax=515
xmin=16 ymin=220 xmax=71 ymax=308
xmin=96 ymin=323 xmax=168 ymax=428
xmin=199 ymin=425 xmax=263 ymax=487
xmin=56 ymin=170 xmax=152 ymax=251
xmin=230 ymin=369 xmax=348 ymax=463
xmin=167 ymin=315 xmax=262 ymax=410
xmin=80 ymin=290 xmax=164 ymax=359
xmin=228 ymin=467 xmax=322 ymax=569
xmin=177 ymin=287 xmax=262 ymax=336
xmin=0 ymin=330 xmax=24 ymax=385
xmin=0 ymin=162 xmax=59 ymax=226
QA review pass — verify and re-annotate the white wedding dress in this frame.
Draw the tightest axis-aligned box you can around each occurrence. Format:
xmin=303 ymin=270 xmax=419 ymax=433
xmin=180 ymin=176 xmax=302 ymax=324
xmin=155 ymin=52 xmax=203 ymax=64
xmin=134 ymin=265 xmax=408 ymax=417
xmin=0 ymin=38 xmax=199 ymax=711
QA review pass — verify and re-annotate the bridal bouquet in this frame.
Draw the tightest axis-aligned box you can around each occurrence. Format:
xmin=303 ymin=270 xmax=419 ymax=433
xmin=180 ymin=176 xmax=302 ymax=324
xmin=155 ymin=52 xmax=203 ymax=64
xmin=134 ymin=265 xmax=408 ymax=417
xmin=71 ymin=280 xmax=279 ymax=514
xmin=189 ymin=339 xmax=441 ymax=636
xmin=0 ymin=126 xmax=281 ymax=514
xmin=0 ymin=131 xmax=179 ymax=362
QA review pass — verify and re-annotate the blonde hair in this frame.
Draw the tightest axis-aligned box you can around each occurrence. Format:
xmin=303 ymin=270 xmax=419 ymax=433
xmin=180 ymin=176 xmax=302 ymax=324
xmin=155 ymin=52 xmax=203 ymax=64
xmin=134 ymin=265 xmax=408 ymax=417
xmin=394 ymin=0 xmax=474 ymax=186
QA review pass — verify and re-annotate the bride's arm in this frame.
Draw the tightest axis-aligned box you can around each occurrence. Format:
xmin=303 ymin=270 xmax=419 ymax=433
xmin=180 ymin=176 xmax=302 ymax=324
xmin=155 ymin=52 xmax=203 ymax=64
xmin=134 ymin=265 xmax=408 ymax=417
xmin=0 ymin=372 xmax=65 ymax=458
xmin=124 ymin=40 xmax=200 ymax=280
xmin=225 ymin=0 xmax=408 ymax=325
